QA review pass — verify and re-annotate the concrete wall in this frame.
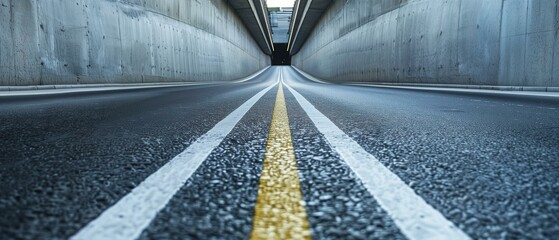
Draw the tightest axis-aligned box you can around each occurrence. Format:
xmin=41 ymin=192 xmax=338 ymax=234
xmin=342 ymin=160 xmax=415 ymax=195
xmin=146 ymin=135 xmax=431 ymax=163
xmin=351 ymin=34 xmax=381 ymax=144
xmin=0 ymin=0 xmax=270 ymax=86
xmin=292 ymin=0 xmax=559 ymax=87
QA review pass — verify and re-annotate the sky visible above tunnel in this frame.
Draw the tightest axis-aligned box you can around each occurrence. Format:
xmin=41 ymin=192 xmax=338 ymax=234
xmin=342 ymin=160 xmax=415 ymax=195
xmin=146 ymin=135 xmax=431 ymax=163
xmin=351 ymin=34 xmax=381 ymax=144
xmin=267 ymin=0 xmax=295 ymax=8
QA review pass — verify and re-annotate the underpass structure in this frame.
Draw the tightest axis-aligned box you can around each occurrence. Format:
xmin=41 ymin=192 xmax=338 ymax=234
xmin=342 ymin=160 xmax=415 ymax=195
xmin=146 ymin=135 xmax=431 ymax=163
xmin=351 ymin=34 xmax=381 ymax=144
xmin=1 ymin=1 xmax=559 ymax=240
xmin=0 ymin=0 xmax=271 ymax=85
xmin=290 ymin=0 xmax=559 ymax=88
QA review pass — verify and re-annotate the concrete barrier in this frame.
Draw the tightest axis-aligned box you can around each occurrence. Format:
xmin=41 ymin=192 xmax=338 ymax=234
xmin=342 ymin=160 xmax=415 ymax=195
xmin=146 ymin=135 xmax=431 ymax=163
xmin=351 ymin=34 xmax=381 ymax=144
xmin=0 ymin=0 xmax=270 ymax=86
xmin=292 ymin=0 xmax=558 ymax=87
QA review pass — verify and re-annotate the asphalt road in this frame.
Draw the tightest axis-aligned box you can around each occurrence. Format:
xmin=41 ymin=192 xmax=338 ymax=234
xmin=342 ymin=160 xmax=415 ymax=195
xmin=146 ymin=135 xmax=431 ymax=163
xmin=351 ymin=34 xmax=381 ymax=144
xmin=0 ymin=66 xmax=558 ymax=239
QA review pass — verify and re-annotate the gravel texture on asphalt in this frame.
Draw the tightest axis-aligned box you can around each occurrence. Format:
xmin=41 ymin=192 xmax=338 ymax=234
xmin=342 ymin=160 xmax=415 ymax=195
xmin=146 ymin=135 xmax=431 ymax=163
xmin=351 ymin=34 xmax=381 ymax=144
xmin=284 ymin=67 xmax=559 ymax=239
xmin=139 ymin=86 xmax=277 ymax=240
xmin=284 ymin=87 xmax=407 ymax=240
xmin=1 ymin=66 xmax=558 ymax=239
xmin=0 ymin=70 xmax=275 ymax=239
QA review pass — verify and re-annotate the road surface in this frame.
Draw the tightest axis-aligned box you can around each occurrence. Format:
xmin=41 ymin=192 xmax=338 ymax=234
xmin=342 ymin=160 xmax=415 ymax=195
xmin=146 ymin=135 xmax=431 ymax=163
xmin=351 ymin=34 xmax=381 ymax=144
xmin=1 ymin=66 xmax=558 ymax=239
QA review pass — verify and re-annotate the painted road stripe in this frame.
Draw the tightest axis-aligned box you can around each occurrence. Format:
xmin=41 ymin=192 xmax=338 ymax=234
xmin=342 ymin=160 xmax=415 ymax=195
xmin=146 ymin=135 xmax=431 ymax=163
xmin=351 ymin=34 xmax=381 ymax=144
xmin=0 ymin=83 xmax=204 ymax=96
xmin=251 ymin=77 xmax=311 ymax=239
xmin=71 ymin=78 xmax=279 ymax=240
xmin=283 ymin=75 xmax=471 ymax=240
xmin=350 ymin=83 xmax=559 ymax=98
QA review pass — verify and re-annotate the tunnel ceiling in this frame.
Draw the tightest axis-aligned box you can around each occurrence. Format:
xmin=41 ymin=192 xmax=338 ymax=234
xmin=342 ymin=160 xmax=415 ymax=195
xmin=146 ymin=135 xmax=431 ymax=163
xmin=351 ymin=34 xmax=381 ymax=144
xmin=288 ymin=0 xmax=333 ymax=55
xmin=228 ymin=0 xmax=274 ymax=55
xmin=228 ymin=0 xmax=332 ymax=56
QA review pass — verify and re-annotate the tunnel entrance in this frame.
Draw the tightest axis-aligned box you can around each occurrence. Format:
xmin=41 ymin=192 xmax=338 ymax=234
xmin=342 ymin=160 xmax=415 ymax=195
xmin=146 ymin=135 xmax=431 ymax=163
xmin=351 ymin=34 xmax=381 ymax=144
xmin=271 ymin=43 xmax=291 ymax=65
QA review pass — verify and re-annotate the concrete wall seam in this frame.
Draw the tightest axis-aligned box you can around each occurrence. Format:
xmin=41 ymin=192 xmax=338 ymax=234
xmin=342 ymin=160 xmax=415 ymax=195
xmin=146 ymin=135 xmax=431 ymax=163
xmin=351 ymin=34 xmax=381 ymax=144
xmin=292 ymin=0 xmax=558 ymax=87
xmin=0 ymin=0 xmax=270 ymax=86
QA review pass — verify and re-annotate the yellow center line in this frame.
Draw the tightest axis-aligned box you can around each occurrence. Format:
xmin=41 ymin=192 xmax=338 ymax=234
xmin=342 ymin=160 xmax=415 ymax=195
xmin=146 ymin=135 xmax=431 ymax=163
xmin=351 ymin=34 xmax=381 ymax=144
xmin=250 ymin=82 xmax=312 ymax=240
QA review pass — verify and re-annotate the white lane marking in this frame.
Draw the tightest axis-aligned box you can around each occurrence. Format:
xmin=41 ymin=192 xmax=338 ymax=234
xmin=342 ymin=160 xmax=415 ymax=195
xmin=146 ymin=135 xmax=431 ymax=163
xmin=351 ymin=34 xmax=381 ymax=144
xmin=283 ymin=79 xmax=471 ymax=240
xmin=234 ymin=66 xmax=271 ymax=83
xmin=351 ymin=83 xmax=559 ymax=98
xmin=290 ymin=66 xmax=329 ymax=84
xmin=0 ymin=83 xmax=204 ymax=97
xmin=0 ymin=67 xmax=271 ymax=96
xmin=71 ymin=79 xmax=279 ymax=240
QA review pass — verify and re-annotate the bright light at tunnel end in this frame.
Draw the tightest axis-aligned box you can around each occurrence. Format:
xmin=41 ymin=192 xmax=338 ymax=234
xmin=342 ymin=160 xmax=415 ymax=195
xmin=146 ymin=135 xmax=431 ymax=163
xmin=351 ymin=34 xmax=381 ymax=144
xmin=266 ymin=0 xmax=296 ymax=8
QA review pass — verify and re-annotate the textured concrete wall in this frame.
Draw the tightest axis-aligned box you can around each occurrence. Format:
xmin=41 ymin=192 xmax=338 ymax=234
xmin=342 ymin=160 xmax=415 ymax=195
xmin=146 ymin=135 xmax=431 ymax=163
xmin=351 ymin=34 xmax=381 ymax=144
xmin=0 ymin=0 xmax=270 ymax=85
xmin=292 ymin=0 xmax=559 ymax=87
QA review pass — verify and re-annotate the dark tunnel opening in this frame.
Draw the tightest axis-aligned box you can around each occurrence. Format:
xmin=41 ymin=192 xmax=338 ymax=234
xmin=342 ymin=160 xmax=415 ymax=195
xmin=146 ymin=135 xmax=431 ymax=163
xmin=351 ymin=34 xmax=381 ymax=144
xmin=271 ymin=43 xmax=291 ymax=65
